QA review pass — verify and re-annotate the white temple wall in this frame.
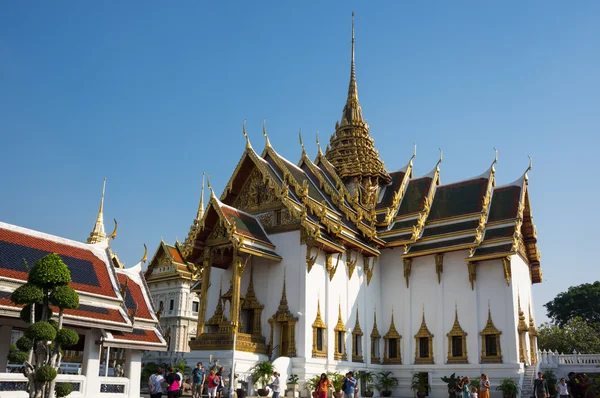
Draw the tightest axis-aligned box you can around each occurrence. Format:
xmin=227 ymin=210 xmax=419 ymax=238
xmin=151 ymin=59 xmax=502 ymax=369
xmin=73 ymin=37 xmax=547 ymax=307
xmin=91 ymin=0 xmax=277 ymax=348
xmin=365 ymin=254 xmax=382 ymax=366
xmin=477 ymin=258 xmax=518 ymax=364
xmin=511 ymin=254 xmax=536 ymax=361
xmin=303 ymin=248 xmax=328 ymax=359
xmin=379 ymin=248 xmax=406 ymax=361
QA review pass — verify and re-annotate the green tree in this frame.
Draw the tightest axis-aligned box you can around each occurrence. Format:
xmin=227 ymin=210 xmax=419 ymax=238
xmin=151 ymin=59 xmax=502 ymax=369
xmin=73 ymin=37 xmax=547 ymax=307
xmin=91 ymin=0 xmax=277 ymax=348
xmin=544 ymin=282 xmax=600 ymax=326
xmin=7 ymin=253 xmax=80 ymax=398
xmin=537 ymin=317 xmax=600 ymax=354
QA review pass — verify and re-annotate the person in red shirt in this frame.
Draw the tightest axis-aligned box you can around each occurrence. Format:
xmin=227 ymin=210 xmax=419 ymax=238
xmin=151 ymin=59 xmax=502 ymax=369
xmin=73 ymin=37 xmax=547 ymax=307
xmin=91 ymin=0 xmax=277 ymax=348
xmin=207 ymin=369 xmax=220 ymax=398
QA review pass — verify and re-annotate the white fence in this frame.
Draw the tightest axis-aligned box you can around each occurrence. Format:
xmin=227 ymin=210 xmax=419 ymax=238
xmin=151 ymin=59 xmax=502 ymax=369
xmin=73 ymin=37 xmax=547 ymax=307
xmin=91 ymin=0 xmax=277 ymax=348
xmin=538 ymin=350 xmax=600 ymax=375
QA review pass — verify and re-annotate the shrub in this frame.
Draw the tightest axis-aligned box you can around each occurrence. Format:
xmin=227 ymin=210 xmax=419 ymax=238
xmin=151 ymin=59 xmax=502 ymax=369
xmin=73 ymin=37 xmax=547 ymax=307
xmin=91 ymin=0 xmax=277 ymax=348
xmin=56 ymin=328 xmax=79 ymax=347
xmin=28 ymin=253 xmax=71 ymax=288
xmin=8 ymin=349 xmax=29 ymax=364
xmin=55 ymin=382 xmax=74 ymax=398
xmin=35 ymin=365 xmax=58 ymax=382
xmin=50 ymin=286 xmax=79 ymax=309
xmin=11 ymin=284 xmax=44 ymax=305
xmin=16 ymin=336 xmax=32 ymax=352
xmin=26 ymin=321 xmax=57 ymax=342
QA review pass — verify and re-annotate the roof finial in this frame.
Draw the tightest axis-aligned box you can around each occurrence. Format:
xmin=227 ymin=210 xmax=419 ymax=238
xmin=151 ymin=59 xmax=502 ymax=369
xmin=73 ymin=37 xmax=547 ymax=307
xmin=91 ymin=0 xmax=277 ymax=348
xmin=196 ymin=172 xmax=206 ymax=221
xmin=243 ymin=119 xmax=252 ymax=150
xmin=491 ymin=147 xmax=499 ymax=172
xmin=436 ymin=148 xmax=443 ymax=171
xmin=524 ymin=155 xmax=533 ymax=182
xmin=299 ymin=129 xmax=306 ymax=154
xmin=316 ymin=130 xmax=323 ymax=155
xmin=87 ymin=177 xmax=108 ymax=244
xmin=207 ymin=173 xmax=215 ymax=198
xmin=141 ymin=243 xmax=148 ymax=264
xmin=263 ymin=119 xmax=271 ymax=148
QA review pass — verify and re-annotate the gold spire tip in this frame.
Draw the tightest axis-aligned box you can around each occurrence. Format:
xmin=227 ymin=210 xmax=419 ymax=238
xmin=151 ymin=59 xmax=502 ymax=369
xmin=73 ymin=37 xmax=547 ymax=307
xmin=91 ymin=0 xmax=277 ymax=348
xmin=197 ymin=172 xmax=206 ymax=220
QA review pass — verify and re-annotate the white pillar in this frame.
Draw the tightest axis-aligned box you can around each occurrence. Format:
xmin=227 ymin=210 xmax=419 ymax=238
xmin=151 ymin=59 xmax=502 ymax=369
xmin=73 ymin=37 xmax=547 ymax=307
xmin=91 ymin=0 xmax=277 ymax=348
xmin=125 ymin=350 xmax=142 ymax=398
xmin=0 ymin=325 xmax=13 ymax=372
xmin=81 ymin=329 xmax=102 ymax=396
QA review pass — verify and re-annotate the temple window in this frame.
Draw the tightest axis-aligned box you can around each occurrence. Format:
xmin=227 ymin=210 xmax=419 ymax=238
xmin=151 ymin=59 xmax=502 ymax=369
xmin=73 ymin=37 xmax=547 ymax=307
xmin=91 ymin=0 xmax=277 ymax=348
xmin=240 ymin=267 xmax=264 ymax=338
xmin=383 ymin=312 xmax=402 ymax=364
xmin=352 ymin=308 xmax=364 ymax=362
xmin=371 ymin=311 xmax=381 ymax=363
xmin=169 ymin=299 xmax=174 ymax=311
xmin=446 ymin=306 xmax=468 ymax=363
xmin=275 ymin=209 xmax=282 ymax=225
xmin=192 ymin=302 xmax=199 ymax=313
xmin=414 ymin=310 xmax=434 ymax=364
xmin=333 ymin=304 xmax=347 ymax=360
xmin=312 ymin=299 xmax=327 ymax=358
xmin=480 ymin=306 xmax=503 ymax=363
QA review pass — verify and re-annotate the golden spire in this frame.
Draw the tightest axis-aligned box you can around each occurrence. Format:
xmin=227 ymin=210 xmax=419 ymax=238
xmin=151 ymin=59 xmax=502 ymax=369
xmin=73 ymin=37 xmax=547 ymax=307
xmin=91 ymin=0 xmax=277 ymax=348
xmin=278 ymin=267 xmax=288 ymax=311
xmin=196 ymin=172 xmax=206 ymax=222
xmin=87 ymin=177 xmax=107 ymax=244
xmin=325 ymin=12 xmax=391 ymax=185
xmin=517 ymin=294 xmax=528 ymax=332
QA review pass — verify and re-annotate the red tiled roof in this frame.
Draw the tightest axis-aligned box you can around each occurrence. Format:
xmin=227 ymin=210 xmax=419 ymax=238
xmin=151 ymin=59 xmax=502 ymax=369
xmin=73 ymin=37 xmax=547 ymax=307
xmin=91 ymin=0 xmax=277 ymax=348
xmin=0 ymin=291 xmax=129 ymax=325
xmin=168 ymin=247 xmax=184 ymax=263
xmin=0 ymin=227 xmax=118 ymax=299
xmin=111 ymin=328 xmax=162 ymax=343
xmin=219 ymin=205 xmax=271 ymax=245
xmin=116 ymin=274 xmax=153 ymax=320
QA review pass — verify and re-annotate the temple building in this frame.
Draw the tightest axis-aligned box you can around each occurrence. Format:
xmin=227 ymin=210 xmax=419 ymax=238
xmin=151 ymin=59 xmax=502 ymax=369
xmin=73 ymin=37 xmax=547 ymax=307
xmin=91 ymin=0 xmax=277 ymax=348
xmin=0 ymin=179 xmax=167 ymax=397
xmin=179 ymin=14 xmax=542 ymax=398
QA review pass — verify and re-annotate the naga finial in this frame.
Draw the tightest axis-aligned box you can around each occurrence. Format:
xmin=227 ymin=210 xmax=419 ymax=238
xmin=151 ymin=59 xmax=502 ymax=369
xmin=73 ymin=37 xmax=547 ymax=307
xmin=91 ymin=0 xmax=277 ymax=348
xmin=524 ymin=155 xmax=533 ymax=182
xmin=316 ymin=130 xmax=323 ymax=155
xmin=436 ymin=148 xmax=443 ymax=169
xmin=207 ymin=173 xmax=215 ymax=197
xmin=243 ymin=119 xmax=252 ymax=150
xmin=141 ymin=243 xmax=148 ymax=263
xmin=107 ymin=219 xmax=118 ymax=241
xmin=263 ymin=118 xmax=271 ymax=148
xmin=412 ymin=142 xmax=417 ymax=159
xmin=491 ymin=147 xmax=499 ymax=172
xmin=299 ymin=129 xmax=305 ymax=154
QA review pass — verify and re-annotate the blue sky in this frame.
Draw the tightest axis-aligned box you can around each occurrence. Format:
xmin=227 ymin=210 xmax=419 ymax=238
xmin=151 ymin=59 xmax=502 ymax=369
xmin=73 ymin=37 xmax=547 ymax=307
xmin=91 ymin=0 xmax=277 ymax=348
xmin=1 ymin=2 xmax=599 ymax=325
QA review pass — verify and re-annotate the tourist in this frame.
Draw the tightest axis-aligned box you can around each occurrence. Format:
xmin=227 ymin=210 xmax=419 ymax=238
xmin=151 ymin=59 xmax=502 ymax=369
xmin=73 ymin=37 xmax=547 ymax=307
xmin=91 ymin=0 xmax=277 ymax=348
xmin=457 ymin=377 xmax=471 ymax=398
xmin=166 ymin=367 xmax=181 ymax=398
xmin=192 ymin=362 xmax=206 ymax=398
xmin=315 ymin=373 xmax=332 ymax=398
xmin=270 ymin=372 xmax=281 ymax=398
xmin=177 ymin=367 xmax=184 ymax=397
xmin=216 ymin=366 xmax=224 ymax=398
xmin=479 ymin=374 xmax=490 ymax=398
xmin=556 ymin=378 xmax=569 ymax=398
xmin=207 ymin=369 xmax=220 ymax=398
xmin=149 ymin=368 xmax=165 ymax=398
xmin=343 ymin=372 xmax=357 ymax=398
xmin=470 ymin=387 xmax=478 ymax=398
xmin=533 ymin=372 xmax=549 ymax=398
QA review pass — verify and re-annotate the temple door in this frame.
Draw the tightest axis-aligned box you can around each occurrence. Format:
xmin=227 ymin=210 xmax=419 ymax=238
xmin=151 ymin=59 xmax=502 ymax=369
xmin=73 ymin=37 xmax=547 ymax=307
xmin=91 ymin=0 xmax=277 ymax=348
xmin=280 ymin=323 xmax=289 ymax=357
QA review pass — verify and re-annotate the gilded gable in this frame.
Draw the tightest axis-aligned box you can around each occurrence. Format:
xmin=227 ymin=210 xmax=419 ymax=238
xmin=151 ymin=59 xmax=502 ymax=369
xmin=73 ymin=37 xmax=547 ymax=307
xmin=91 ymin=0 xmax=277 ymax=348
xmin=233 ymin=167 xmax=281 ymax=213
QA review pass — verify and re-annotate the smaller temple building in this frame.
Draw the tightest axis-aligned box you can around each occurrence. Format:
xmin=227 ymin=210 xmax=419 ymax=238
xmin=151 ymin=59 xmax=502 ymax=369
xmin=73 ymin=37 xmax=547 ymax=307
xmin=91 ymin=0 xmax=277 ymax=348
xmin=0 ymin=180 xmax=167 ymax=398
xmin=142 ymin=238 xmax=201 ymax=365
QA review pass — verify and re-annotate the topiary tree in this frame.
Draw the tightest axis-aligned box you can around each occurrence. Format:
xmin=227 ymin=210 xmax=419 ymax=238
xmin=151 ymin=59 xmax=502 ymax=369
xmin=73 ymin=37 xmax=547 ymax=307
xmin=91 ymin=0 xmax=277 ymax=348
xmin=8 ymin=253 xmax=80 ymax=398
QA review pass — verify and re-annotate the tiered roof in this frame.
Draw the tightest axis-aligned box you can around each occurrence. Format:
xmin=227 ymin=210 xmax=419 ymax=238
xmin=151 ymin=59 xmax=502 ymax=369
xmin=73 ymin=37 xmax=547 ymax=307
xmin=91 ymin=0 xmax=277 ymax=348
xmin=0 ymin=221 xmax=167 ymax=351
xmin=182 ymin=14 xmax=541 ymax=282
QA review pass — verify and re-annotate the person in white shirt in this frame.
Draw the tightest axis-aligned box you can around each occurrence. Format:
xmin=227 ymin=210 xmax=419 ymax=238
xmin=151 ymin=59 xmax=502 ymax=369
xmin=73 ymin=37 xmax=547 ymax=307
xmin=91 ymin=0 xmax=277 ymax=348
xmin=177 ymin=369 xmax=184 ymax=396
xmin=269 ymin=372 xmax=281 ymax=398
xmin=149 ymin=368 xmax=165 ymax=398
xmin=556 ymin=378 xmax=569 ymax=398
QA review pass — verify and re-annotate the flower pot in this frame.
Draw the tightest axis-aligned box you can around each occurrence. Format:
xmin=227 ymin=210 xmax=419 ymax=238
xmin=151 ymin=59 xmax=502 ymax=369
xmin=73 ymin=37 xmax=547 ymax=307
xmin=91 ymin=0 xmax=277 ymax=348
xmin=417 ymin=393 xmax=427 ymax=398
xmin=237 ymin=389 xmax=247 ymax=398
xmin=334 ymin=392 xmax=344 ymax=398
xmin=258 ymin=388 xmax=270 ymax=396
xmin=364 ymin=391 xmax=374 ymax=397
xmin=382 ymin=392 xmax=392 ymax=397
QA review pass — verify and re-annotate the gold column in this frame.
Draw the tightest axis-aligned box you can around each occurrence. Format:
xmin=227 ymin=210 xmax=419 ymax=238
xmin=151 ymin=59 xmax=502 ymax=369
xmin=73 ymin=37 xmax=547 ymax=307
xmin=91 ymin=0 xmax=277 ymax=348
xmin=288 ymin=320 xmax=297 ymax=357
xmin=229 ymin=253 xmax=246 ymax=335
xmin=196 ymin=248 xmax=212 ymax=337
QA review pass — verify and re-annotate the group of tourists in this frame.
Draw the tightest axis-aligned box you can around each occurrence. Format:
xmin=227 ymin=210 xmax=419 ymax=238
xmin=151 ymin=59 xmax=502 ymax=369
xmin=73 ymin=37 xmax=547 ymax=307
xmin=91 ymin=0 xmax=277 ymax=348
xmin=456 ymin=374 xmax=491 ymax=398
xmin=314 ymin=372 xmax=357 ymax=398
xmin=149 ymin=366 xmax=184 ymax=398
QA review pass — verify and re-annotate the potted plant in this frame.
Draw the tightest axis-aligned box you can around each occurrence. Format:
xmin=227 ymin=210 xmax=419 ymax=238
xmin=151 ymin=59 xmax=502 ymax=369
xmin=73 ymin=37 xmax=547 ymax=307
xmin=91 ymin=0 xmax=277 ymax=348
xmin=330 ymin=372 xmax=346 ymax=398
xmin=495 ymin=378 xmax=519 ymax=398
xmin=441 ymin=374 xmax=462 ymax=398
xmin=411 ymin=372 xmax=431 ymax=398
xmin=376 ymin=371 xmax=399 ymax=397
xmin=286 ymin=374 xmax=300 ymax=397
xmin=357 ymin=371 xmax=375 ymax=397
xmin=250 ymin=360 xmax=275 ymax=396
